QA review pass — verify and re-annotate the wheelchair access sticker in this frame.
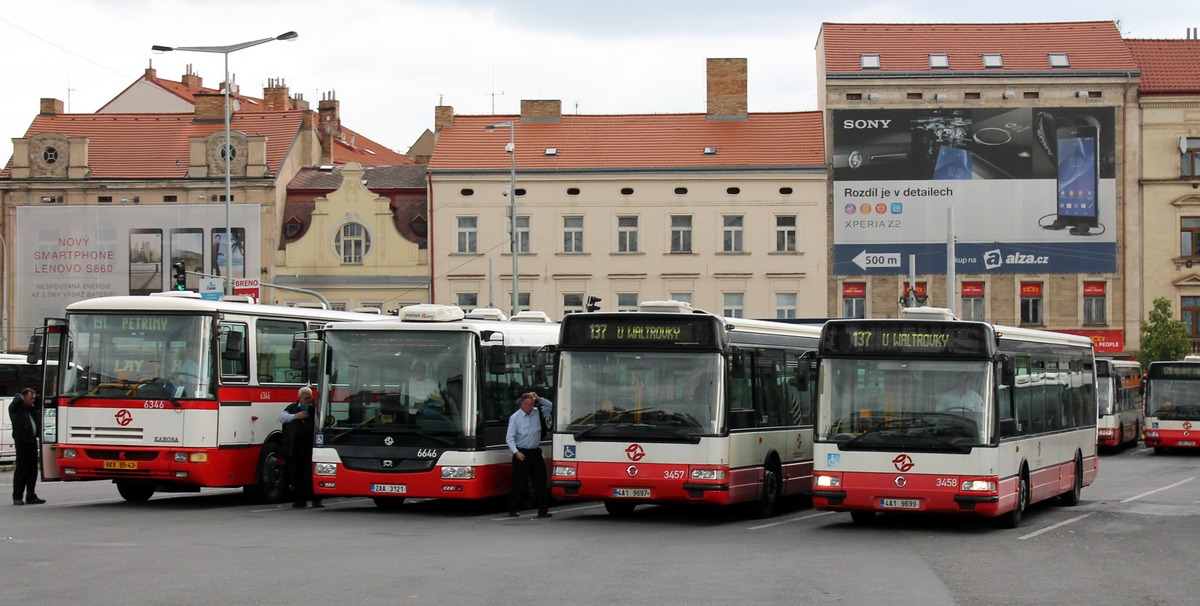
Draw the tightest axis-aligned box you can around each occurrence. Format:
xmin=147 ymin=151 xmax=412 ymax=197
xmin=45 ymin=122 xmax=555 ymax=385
xmin=563 ymin=445 xmax=576 ymax=459
xmin=826 ymin=453 xmax=841 ymax=467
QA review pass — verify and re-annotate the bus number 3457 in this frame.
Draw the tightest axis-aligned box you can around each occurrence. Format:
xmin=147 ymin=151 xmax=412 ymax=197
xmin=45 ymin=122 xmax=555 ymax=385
xmin=663 ymin=470 xmax=686 ymax=480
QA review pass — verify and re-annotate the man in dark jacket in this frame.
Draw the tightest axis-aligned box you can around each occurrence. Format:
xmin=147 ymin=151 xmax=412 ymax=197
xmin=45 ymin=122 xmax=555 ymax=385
xmin=277 ymin=386 xmax=321 ymax=508
xmin=9 ymin=388 xmax=45 ymax=505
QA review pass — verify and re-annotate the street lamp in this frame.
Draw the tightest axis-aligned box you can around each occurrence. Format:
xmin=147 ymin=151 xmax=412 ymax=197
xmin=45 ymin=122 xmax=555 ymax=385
xmin=152 ymin=31 xmax=299 ymax=294
xmin=485 ymin=121 xmax=518 ymax=316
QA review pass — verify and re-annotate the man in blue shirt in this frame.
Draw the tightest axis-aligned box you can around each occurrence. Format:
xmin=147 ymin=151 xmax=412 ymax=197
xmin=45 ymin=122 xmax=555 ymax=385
xmin=505 ymin=392 xmax=553 ymax=518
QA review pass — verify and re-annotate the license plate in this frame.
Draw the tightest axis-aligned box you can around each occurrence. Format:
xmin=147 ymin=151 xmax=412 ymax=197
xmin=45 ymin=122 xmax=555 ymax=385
xmin=1179 ymin=441 xmax=1195 ymax=446
xmin=612 ymin=488 xmax=651 ymax=498
xmin=103 ymin=461 xmax=138 ymax=470
xmin=370 ymin=484 xmax=407 ymax=494
xmin=880 ymin=498 xmax=920 ymax=509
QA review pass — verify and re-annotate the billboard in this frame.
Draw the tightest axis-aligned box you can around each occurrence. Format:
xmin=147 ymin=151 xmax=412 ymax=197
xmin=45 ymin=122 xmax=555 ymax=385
xmin=832 ymin=107 xmax=1117 ymax=275
xmin=15 ymin=205 xmax=261 ymax=343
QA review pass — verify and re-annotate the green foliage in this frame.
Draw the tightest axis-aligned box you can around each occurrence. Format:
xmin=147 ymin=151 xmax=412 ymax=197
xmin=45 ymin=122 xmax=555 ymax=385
xmin=1137 ymin=297 xmax=1191 ymax=366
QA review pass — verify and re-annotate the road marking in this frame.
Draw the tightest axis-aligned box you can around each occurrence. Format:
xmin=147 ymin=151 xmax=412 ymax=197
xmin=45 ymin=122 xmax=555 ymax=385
xmin=1121 ymin=477 xmax=1195 ymax=503
xmin=747 ymin=510 xmax=836 ymax=531
xmin=1017 ymin=513 xmax=1091 ymax=540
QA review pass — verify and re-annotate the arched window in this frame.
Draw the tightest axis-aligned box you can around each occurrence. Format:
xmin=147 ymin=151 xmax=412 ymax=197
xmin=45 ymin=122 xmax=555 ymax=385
xmin=335 ymin=222 xmax=370 ymax=264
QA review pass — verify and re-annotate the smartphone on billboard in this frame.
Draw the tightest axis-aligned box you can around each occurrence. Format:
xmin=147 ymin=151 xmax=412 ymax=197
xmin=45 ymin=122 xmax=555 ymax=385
xmin=932 ymin=145 xmax=972 ymax=180
xmin=1055 ymin=124 xmax=1099 ymax=235
xmin=170 ymin=228 xmax=204 ymax=290
xmin=128 ymin=228 xmax=163 ymax=296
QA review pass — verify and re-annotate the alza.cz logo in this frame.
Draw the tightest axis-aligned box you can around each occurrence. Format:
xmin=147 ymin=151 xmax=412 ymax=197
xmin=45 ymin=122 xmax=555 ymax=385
xmin=983 ymin=249 xmax=1050 ymax=270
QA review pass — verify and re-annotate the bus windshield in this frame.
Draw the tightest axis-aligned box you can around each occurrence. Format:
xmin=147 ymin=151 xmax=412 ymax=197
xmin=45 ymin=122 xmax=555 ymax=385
xmin=1148 ymin=379 xmax=1200 ymax=419
xmin=63 ymin=313 xmax=213 ymax=399
xmin=1095 ymin=376 xmax=1114 ymax=416
xmin=323 ymin=331 xmax=472 ymax=439
xmin=818 ymin=359 xmax=991 ymax=450
xmin=558 ymin=351 xmax=721 ymax=440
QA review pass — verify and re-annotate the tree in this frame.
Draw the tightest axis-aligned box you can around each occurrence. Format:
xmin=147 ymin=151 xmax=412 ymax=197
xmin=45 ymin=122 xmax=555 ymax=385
xmin=1137 ymin=297 xmax=1190 ymax=366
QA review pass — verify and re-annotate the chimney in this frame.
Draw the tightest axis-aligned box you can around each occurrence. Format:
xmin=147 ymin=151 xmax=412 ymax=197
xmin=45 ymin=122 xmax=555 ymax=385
xmin=193 ymin=93 xmax=227 ymax=123
xmin=40 ymin=98 xmax=64 ymax=116
xmin=181 ymin=64 xmax=203 ymax=88
xmin=520 ymin=99 xmax=561 ymax=122
xmin=318 ymin=91 xmax=342 ymax=165
xmin=263 ymin=77 xmax=291 ymax=112
xmin=144 ymin=66 xmax=157 ymax=80
xmin=434 ymin=105 xmax=454 ymax=134
xmin=706 ymin=58 xmax=748 ymax=120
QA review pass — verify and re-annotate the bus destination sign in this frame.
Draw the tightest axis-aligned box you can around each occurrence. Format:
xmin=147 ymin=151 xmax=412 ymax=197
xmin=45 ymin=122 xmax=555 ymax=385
xmin=1150 ymin=363 xmax=1200 ymax=379
xmin=821 ymin=321 xmax=991 ymax=357
xmin=561 ymin=316 xmax=718 ymax=349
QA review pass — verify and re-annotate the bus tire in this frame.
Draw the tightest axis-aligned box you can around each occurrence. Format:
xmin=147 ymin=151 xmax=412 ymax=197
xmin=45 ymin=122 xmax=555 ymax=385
xmin=244 ymin=440 xmax=288 ymax=504
xmin=751 ymin=463 xmax=782 ymax=519
xmin=115 ymin=480 xmax=155 ymax=502
xmin=849 ymin=511 xmax=875 ymax=524
xmin=604 ymin=501 xmax=636 ymax=516
xmin=372 ymin=497 xmax=406 ymax=510
xmin=995 ymin=469 xmax=1029 ymax=529
xmin=1059 ymin=454 xmax=1083 ymax=506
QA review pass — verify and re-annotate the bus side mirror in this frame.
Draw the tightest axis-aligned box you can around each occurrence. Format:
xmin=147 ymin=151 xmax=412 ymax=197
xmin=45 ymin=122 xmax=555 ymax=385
xmin=26 ymin=334 xmax=43 ymax=365
xmin=289 ymin=341 xmax=307 ymax=370
xmin=794 ymin=350 xmax=816 ymax=392
xmin=997 ymin=354 xmax=1016 ymax=383
xmin=224 ymin=331 xmax=245 ymax=360
xmin=488 ymin=345 xmax=507 ymax=375
xmin=730 ymin=347 xmax=745 ymax=379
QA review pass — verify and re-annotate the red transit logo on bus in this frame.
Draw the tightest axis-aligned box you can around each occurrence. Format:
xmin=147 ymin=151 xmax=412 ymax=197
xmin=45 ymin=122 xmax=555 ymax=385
xmin=892 ymin=453 xmax=914 ymax=472
xmin=115 ymin=409 xmax=133 ymax=426
xmin=625 ymin=443 xmax=646 ymax=461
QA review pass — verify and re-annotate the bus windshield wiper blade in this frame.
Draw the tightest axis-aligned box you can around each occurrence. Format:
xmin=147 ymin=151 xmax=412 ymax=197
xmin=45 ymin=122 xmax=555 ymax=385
xmin=573 ymin=408 xmax=661 ymax=440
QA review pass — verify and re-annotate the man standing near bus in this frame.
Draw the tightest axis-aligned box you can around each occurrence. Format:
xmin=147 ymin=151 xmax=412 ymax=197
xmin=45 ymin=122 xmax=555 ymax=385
xmin=277 ymin=386 xmax=321 ymax=508
xmin=9 ymin=388 xmax=46 ymax=505
xmin=506 ymin=392 xmax=553 ymax=518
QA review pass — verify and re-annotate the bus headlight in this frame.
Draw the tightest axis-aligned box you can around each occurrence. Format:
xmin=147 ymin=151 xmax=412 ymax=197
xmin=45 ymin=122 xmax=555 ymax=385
xmin=62 ymin=448 xmax=77 ymax=459
xmin=815 ymin=474 xmax=841 ymax=488
xmin=1144 ymin=430 xmax=1159 ymax=438
xmin=314 ymin=463 xmax=338 ymax=476
xmin=552 ymin=465 xmax=576 ymax=477
xmin=441 ymin=466 xmax=476 ymax=479
xmin=690 ymin=468 xmax=727 ymax=481
xmin=174 ymin=452 xmax=188 ymax=463
xmin=961 ymin=480 xmax=996 ymax=492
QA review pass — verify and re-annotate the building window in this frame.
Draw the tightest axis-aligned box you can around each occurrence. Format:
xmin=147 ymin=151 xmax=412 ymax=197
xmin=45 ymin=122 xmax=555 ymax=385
xmin=617 ymin=216 xmax=638 ymax=253
xmin=1048 ymin=53 xmax=1069 ymax=68
xmin=98 ymin=196 xmax=112 ymax=204
xmin=1182 ymin=297 xmax=1200 ymax=338
xmin=1083 ymin=282 xmax=1107 ymax=325
xmin=861 ymin=54 xmax=880 ymax=69
xmin=1183 ymin=138 xmax=1200 ymax=177
xmin=722 ymin=215 xmax=744 ymax=253
xmin=843 ymin=283 xmax=866 ymax=319
xmin=216 ymin=194 xmax=235 ymax=202
xmin=775 ymin=216 xmax=796 ymax=252
xmin=1020 ymin=282 xmax=1043 ymax=325
xmin=616 ymin=293 xmax=638 ymax=312
xmin=669 ymin=292 xmax=692 ymax=305
xmin=511 ymin=292 xmax=530 ymax=312
xmin=515 ymin=216 xmax=530 ymax=254
xmin=775 ymin=293 xmax=798 ymax=319
xmin=670 ymin=215 xmax=692 ymax=253
xmin=335 ymin=222 xmax=370 ymax=264
xmin=163 ymin=195 xmax=177 ymax=203
xmin=563 ymin=293 xmax=583 ymax=315
xmin=1183 ymin=218 xmax=1200 ymax=257
xmin=960 ymin=282 xmax=985 ymax=322
xmin=983 ymin=53 xmax=1003 ymax=68
xmin=722 ymin=292 xmax=744 ymax=318
xmin=929 ymin=54 xmax=949 ymax=69
xmin=456 ymin=216 xmax=477 ymax=253
xmin=563 ymin=216 xmax=584 ymax=253
xmin=456 ymin=293 xmax=478 ymax=309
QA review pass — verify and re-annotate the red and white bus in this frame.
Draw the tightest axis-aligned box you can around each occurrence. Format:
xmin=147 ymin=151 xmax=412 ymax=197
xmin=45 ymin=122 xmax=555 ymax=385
xmin=1143 ymin=359 xmax=1200 ymax=454
xmin=35 ymin=293 xmax=385 ymax=502
xmin=811 ymin=307 xmax=1098 ymax=528
xmin=1095 ymin=358 xmax=1142 ymax=449
xmin=550 ymin=301 xmax=821 ymax=518
xmin=306 ymin=304 xmax=558 ymax=508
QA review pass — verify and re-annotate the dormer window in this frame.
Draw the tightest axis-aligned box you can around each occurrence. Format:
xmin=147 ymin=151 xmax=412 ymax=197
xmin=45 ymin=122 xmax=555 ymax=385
xmin=861 ymin=54 xmax=880 ymax=69
xmin=929 ymin=54 xmax=949 ymax=69
xmin=983 ymin=53 xmax=1003 ymax=68
xmin=1048 ymin=53 xmax=1069 ymax=68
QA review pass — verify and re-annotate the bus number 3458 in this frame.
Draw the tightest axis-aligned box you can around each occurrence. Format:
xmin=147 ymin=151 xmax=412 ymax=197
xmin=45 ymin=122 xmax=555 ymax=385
xmin=935 ymin=477 xmax=958 ymax=488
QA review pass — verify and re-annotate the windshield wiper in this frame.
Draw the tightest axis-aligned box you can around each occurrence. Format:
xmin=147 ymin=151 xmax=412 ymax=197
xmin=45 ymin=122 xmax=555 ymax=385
xmin=573 ymin=408 xmax=661 ymax=440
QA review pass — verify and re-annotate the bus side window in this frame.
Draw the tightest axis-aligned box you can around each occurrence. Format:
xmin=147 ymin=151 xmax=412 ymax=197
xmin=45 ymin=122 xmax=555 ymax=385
xmin=728 ymin=353 xmax=755 ymax=429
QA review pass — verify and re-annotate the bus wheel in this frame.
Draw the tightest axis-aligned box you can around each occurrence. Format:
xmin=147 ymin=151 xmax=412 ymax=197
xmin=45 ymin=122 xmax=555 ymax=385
xmin=372 ymin=497 xmax=406 ymax=510
xmin=245 ymin=442 xmax=288 ymax=504
xmin=115 ymin=480 xmax=155 ymax=502
xmin=752 ymin=465 xmax=782 ymax=519
xmin=1059 ymin=455 xmax=1083 ymax=506
xmin=996 ymin=472 xmax=1029 ymax=529
xmin=604 ymin=501 xmax=636 ymax=516
xmin=849 ymin=511 xmax=875 ymax=524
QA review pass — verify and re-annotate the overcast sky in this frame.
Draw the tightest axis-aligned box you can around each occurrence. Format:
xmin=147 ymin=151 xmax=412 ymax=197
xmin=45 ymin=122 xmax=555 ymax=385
xmin=0 ymin=1 xmax=1189 ymax=164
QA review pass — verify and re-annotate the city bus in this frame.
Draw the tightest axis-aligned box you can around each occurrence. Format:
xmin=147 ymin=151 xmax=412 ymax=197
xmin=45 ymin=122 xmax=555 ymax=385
xmin=1095 ymin=358 xmax=1142 ymax=449
xmin=304 ymin=304 xmax=559 ymax=508
xmin=0 ymin=355 xmax=46 ymax=462
xmin=34 ymin=293 xmax=385 ymax=502
xmin=811 ymin=307 xmax=1097 ymax=528
xmin=1143 ymin=359 xmax=1200 ymax=454
xmin=549 ymin=300 xmax=821 ymax=518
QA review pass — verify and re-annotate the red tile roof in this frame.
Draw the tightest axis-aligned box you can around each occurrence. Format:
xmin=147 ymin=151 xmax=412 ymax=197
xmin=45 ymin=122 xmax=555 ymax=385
xmin=822 ymin=21 xmax=1139 ymax=75
xmin=332 ymin=126 xmax=413 ymax=165
xmin=2 ymin=112 xmax=305 ymax=179
xmin=429 ymin=112 xmax=824 ymax=172
xmin=97 ymin=73 xmax=270 ymax=114
xmin=1126 ymin=39 xmax=1200 ymax=94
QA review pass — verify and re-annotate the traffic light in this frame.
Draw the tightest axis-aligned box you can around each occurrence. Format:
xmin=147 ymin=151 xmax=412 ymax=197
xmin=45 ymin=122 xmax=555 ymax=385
xmin=172 ymin=261 xmax=187 ymax=291
xmin=585 ymin=295 xmax=601 ymax=313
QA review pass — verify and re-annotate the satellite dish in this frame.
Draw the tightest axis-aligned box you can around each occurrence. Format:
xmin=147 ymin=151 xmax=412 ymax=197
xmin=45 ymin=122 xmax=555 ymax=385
xmin=1182 ymin=135 xmax=1190 ymax=155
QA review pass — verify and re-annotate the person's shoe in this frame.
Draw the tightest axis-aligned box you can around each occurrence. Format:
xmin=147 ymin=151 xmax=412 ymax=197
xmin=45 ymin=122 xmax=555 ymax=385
xmin=311 ymin=501 xmax=324 ymax=508
xmin=291 ymin=502 xmax=307 ymax=508
xmin=537 ymin=512 xmax=553 ymax=519
xmin=507 ymin=512 xmax=520 ymax=517
xmin=25 ymin=497 xmax=46 ymax=505
xmin=13 ymin=499 xmax=24 ymax=506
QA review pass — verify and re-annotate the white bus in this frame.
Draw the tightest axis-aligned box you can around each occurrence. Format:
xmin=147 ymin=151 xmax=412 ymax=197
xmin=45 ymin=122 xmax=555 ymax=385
xmin=35 ymin=293 xmax=385 ymax=502
xmin=550 ymin=301 xmax=821 ymax=518
xmin=306 ymin=305 xmax=559 ymax=507
xmin=1095 ymin=358 xmax=1142 ymax=449
xmin=0 ymin=355 xmax=46 ymax=462
xmin=811 ymin=308 xmax=1098 ymax=528
xmin=1143 ymin=359 xmax=1200 ymax=454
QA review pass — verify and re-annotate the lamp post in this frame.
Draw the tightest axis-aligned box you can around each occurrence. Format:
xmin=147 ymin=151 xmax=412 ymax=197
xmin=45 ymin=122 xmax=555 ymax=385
xmin=486 ymin=121 xmax=518 ymax=316
xmin=152 ymin=31 xmax=298 ymax=294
